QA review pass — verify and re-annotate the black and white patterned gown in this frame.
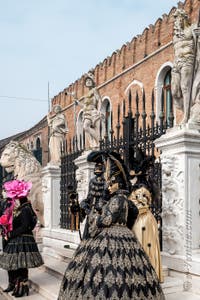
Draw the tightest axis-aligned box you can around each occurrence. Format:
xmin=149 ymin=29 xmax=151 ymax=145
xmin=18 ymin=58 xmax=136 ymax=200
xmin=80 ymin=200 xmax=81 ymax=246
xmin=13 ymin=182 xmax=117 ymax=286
xmin=58 ymin=190 xmax=165 ymax=300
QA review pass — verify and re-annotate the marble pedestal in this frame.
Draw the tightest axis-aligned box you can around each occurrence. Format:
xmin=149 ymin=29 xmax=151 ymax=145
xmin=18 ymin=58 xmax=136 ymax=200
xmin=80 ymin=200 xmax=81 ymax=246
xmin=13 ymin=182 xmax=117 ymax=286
xmin=41 ymin=164 xmax=80 ymax=259
xmin=155 ymin=124 xmax=200 ymax=275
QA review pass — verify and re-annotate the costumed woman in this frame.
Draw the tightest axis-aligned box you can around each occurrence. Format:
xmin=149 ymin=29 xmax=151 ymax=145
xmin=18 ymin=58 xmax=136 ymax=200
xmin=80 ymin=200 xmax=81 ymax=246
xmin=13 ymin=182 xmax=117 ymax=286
xmin=58 ymin=151 xmax=165 ymax=300
xmin=79 ymin=151 xmax=109 ymax=240
xmin=128 ymin=148 xmax=163 ymax=282
xmin=0 ymin=180 xmax=44 ymax=297
xmin=0 ymin=188 xmax=20 ymax=293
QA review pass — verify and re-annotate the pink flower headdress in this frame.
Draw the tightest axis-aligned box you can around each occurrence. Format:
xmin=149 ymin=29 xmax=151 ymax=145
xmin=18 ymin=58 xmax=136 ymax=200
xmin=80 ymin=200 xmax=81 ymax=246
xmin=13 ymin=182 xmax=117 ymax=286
xmin=0 ymin=180 xmax=32 ymax=236
xmin=3 ymin=180 xmax=32 ymax=199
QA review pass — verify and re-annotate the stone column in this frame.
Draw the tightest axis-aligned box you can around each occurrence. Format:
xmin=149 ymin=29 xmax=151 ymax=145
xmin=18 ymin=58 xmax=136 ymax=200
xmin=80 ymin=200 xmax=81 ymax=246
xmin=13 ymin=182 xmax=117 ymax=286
xmin=155 ymin=125 xmax=200 ymax=272
xmin=41 ymin=164 xmax=80 ymax=260
xmin=41 ymin=165 xmax=61 ymax=229
xmin=74 ymin=150 xmax=95 ymax=234
xmin=75 ymin=150 xmax=95 ymax=201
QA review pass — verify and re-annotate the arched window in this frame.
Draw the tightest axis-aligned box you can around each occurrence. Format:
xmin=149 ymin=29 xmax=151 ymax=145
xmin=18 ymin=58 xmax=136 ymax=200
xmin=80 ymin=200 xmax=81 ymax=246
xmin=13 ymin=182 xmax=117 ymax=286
xmin=101 ymin=98 xmax=111 ymax=140
xmin=76 ymin=111 xmax=84 ymax=147
xmin=36 ymin=137 xmax=41 ymax=149
xmin=163 ymin=70 xmax=173 ymax=125
xmin=105 ymin=100 xmax=111 ymax=136
xmin=155 ymin=62 xmax=174 ymax=125
xmin=32 ymin=137 xmax=42 ymax=165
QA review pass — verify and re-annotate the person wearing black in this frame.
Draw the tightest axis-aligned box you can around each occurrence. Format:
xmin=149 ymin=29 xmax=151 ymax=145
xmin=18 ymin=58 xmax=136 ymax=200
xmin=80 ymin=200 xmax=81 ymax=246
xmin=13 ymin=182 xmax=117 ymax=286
xmin=58 ymin=151 xmax=165 ymax=299
xmin=0 ymin=180 xmax=44 ymax=297
xmin=0 ymin=193 xmax=17 ymax=293
xmin=79 ymin=151 xmax=109 ymax=240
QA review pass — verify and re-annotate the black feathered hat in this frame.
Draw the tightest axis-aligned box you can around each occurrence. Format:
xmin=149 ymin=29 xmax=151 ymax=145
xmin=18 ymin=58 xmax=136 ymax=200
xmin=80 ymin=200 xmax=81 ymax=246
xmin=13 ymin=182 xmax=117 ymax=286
xmin=129 ymin=147 xmax=154 ymax=177
xmin=87 ymin=150 xmax=131 ymax=191
xmin=129 ymin=148 xmax=160 ymax=201
xmin=87 ymin=150 xmax=105 ymax=164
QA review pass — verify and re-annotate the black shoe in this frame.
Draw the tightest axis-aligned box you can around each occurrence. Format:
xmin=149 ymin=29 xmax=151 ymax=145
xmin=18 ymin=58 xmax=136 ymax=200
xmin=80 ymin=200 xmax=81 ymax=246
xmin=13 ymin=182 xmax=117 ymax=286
xmin=3 ymin=283 xmax=15 ymax=293
xmin=14 ymin=281 xmax=29 ymax=297
xmin=11 ymin=279 xmax=20 ymax=296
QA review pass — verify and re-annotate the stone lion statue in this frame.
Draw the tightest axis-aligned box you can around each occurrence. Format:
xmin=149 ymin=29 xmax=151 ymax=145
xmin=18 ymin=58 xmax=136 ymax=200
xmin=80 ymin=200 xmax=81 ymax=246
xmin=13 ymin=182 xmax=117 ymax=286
xmin=0 ymin=141 xmax=44 ymax=226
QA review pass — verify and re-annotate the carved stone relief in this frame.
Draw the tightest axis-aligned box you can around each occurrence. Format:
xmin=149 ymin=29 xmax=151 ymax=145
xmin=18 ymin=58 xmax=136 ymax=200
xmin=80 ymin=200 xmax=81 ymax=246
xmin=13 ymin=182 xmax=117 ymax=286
xmin=161 ymin=154 xmax=184 ymax=254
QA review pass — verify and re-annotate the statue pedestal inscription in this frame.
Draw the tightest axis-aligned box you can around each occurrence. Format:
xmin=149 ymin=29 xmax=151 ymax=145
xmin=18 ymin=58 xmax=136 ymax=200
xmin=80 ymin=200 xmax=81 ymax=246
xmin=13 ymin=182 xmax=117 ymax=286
xmin=155 ymin=124 xmax=200 ymax=273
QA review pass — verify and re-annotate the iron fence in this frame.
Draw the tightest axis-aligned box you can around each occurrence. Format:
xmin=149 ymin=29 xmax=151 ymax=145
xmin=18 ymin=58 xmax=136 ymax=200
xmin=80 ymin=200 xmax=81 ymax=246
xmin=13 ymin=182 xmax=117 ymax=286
xmin=60 ymin=88 xmax=174 ymax=248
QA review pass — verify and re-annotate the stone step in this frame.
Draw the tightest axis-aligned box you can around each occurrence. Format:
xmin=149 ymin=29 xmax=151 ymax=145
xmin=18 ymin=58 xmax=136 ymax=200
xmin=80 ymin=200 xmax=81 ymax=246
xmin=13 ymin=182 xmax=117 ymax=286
xmin=29 ymin=267 xmax=59 ymax=300
xmin=162 ymin=276 xmax=183 ymax=295
xmin=163 ymin=265 xmax=169 ymax=278
xmin=41 ymin=244 xmax=74 ymax=280
xmin=0 ymin=289 xmax=47 ymax=300
xmin=42 ymin=253 xmax=69 ymax=280
xmin=0 ymin=268 xmax=48 ymax=300
xmin=165 ymin=291 xmax=200 ymax=300
xmin=169 ymin=269 xmax=200 ymax=295
xmin=42 ymin=244 xmax=75 ymax=260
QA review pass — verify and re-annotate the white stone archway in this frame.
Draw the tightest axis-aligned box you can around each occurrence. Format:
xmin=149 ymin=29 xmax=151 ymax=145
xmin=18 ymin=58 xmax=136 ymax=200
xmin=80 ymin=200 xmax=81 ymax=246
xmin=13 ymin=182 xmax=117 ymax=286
xmin=124 ymin=79 xmax=144 ymax=95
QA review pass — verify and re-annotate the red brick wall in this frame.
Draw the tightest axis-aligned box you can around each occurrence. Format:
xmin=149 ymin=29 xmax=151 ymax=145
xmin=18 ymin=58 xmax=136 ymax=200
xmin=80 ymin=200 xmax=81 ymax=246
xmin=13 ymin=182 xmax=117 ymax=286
xmin=20 ymin=0 xmax=200 ymax=165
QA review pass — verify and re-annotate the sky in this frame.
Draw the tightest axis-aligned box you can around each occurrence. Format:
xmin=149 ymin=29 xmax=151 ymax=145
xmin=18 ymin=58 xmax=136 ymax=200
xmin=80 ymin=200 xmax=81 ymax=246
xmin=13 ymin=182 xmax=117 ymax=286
xmin=0 ymin=0 xmax=179 ymax=140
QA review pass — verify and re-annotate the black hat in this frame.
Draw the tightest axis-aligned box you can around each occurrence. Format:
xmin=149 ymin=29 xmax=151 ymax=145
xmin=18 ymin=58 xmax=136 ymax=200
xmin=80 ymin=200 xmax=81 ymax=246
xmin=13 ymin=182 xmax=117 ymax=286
xmin=129 ymin=147 xmax=154 ymax=177
xmin=87 ymin=150 xmax=106 ymax=175
xmin=129 ymin=148 xmax=160 ymax=201
xmin=87 ymin=150 xmax=130 ymax=191
xmin=87 ymin=150 xmax=105 ymax=164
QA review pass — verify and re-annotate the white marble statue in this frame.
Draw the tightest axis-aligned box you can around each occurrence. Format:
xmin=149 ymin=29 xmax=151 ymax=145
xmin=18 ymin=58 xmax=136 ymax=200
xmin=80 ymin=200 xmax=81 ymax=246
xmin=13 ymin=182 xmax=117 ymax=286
xmin=171 ymin=8 xmax=196 ymax=124
xmin=47 ymin=104 xmax=68 ymax=165
xmin=0 ymin=141 xmax=44 ymax=226
xmin=75 ymin=71 xmax=105 ymax=149
xmin=189 ymin=26 xmax=200 ymax=124
xmin=171 ymin=8 xmax=200 ymax=125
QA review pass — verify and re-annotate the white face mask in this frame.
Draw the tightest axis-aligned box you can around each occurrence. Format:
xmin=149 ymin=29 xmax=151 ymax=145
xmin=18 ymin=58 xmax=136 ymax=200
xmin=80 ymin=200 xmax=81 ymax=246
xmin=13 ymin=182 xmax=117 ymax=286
xmin=2 ymin=190 xmax=7 ymax=199
xmin=14 ymin=200 xmax=20 ymax=209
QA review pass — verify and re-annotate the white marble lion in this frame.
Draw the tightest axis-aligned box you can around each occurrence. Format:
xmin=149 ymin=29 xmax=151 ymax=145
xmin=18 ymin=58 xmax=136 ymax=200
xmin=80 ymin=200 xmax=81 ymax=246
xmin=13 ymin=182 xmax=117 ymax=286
xmin=0 ymin=141 xmax=44 ymax=226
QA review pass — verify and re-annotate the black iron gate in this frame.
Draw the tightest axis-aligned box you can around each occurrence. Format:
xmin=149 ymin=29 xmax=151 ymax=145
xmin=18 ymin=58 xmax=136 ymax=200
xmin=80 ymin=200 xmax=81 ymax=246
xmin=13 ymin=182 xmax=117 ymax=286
xmin=60 ymin=140 xmax=83 ymax=229
xmin=60 ymin=89 xmax=174 ymax=246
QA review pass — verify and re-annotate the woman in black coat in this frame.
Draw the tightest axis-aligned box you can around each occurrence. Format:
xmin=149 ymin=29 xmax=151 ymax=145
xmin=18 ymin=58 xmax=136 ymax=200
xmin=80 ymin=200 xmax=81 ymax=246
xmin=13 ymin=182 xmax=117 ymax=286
xmin=0 ymin=180 xmax=44 ymax=297
xmin=0 ymin=195 xmax=17 ymax=292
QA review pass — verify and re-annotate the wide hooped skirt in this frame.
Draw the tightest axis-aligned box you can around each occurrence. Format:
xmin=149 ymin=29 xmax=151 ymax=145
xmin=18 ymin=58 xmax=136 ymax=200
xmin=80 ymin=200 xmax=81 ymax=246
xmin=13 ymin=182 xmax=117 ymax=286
xmin=58 ymin=225 xmax=165 ymax=300
xmin=0 ymin=234 xmax=44 ymax=270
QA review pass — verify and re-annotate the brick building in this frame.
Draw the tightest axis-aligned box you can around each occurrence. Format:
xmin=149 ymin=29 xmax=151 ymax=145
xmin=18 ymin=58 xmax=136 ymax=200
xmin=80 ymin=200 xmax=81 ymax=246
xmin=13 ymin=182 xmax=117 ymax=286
xmin=50 ymin=0 xmax=199 ymax=152
xmin=0 ymin=0 xmax=199 ymax=165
